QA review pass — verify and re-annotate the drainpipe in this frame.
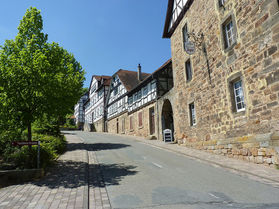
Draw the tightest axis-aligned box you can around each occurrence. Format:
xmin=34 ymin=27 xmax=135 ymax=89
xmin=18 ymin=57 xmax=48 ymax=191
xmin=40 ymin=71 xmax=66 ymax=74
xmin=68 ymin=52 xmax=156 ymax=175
xmin=155 ymin=77 xmax=160 ymax=140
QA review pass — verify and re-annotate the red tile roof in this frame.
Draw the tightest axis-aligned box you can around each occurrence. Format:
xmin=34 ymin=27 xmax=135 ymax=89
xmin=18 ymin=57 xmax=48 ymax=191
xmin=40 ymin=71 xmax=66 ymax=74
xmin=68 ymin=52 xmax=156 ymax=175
xmin=116 ymin=69 xmax=150 ymax=91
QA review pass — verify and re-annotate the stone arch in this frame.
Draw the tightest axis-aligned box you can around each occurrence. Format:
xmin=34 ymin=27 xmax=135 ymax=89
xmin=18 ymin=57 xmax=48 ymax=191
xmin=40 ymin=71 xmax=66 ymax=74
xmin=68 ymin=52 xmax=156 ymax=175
xmin=161 ymin=99 xmax=174 ymax=136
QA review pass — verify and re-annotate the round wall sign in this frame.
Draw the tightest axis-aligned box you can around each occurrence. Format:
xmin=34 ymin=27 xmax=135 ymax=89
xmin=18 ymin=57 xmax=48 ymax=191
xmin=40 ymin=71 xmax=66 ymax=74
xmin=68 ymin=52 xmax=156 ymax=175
xmin=184 ymin=41 xmax=196 ymax=55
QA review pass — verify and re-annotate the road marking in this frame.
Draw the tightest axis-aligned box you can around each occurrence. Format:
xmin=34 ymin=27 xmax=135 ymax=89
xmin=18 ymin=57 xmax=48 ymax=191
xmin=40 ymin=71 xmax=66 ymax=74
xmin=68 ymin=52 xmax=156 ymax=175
xmin=152 ymin=162 xmax=163 ymax=168
xmin=208 ymin=193 xmax=220 ymax=199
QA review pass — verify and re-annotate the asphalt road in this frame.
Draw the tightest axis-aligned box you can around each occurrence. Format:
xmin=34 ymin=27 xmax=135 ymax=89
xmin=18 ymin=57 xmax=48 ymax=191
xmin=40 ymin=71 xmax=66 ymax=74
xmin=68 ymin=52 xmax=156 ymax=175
xmin=77 ymin=131 xmax=279 ymax=209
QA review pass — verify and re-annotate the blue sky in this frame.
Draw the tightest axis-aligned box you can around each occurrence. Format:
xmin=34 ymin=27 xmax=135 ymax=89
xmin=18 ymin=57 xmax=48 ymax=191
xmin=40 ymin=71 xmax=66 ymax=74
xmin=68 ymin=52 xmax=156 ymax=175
xmin=0 ymin=0 xmax=171 ymax=88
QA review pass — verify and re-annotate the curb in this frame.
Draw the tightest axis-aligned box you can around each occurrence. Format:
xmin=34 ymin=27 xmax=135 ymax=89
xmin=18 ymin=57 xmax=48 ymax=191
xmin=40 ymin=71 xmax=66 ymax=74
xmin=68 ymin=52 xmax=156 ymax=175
xmin=0 ymin=168 xmax=44 ymax=188
xmin=78 ymin=137 xmax=89 ymax=209
xmin=90 ymin=131 xmax=279 ymax=185
xmin=136 ymin=138 xmax=279 ymax=184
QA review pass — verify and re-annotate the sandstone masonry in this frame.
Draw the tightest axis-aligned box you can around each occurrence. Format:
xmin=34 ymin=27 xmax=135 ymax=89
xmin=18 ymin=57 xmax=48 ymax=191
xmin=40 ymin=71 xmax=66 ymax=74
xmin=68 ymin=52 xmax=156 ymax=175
xmin=163 ymin=0 xmax=279 ymax=166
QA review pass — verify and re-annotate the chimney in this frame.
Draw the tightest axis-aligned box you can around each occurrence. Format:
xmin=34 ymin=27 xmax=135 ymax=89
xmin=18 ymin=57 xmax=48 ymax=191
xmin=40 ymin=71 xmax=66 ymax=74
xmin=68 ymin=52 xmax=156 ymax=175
xmin=138 ymin=64 xmax=142 ymax=81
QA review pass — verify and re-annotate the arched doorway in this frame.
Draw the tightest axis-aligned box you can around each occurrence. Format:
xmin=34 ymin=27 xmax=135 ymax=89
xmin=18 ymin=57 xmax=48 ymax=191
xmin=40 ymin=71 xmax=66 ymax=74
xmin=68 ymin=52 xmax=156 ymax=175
xmin=161 ymin=99 xmax=174 ymax=136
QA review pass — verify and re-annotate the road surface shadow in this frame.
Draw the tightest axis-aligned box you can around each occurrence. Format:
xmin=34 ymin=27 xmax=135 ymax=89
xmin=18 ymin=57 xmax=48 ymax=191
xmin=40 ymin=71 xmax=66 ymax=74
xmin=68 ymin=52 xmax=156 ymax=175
xmin=86 ymin=143 xmax=131 ymax=151
xmin=32 ymin=160 xmax=137 ymax=189
xmin=31 ymin=141 xmax=136 ymax=189
xmin=89 ymin=163 xmax=137 ymax=187
xmin=65 ymin=142 xmax=131 ymax=152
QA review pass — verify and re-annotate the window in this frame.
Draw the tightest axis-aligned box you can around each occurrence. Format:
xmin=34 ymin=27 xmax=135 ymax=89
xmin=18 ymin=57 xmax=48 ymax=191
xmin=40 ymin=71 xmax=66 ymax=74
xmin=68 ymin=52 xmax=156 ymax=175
xmin=233 ymin=80 xmax=245 ymax=112
xmin=185 ymin=59 xmax=192 ymax=81
xmin=189 ymin=102 xmax=196 ymax=126
xmin=98 ymin=90 xmax=103 ymax=98
xmin=151 ymin=81 xmax=156 ymax=90
xmin=114 ymin=87 xmax=118 ymax=96
xmin=143 ymin=86 xmax=148 ymax=96
xmin=183 ymin=23 xmax=189 ymax=44
xmin=222 ymin=16 xmax=236 ymax=49
xmin=122 ymin=118 xmax=125 ymax=133
xmin=138 ymin=112 xmax=143 ymax=127
xmin=137 ymin=90 xmax=142 ymax=100
xmin=128 ymin=96 xmax=133 ymax=105
xmin=219 ymin=0 xmax=226 ymax=7
xmin=91 ymin=84 xmax=96 ymax=94
xmin=130 ymin=116 xmax=133 ymax=130
xmin=134 ymin=92 xmax=138 ymax=101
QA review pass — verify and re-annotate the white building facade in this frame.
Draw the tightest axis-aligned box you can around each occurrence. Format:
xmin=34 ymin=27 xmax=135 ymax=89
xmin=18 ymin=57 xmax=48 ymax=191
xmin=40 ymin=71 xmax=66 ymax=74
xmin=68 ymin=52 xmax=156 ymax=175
xmin=74 ymin=92 xmax=89 ymax=130
xmin=84 ymin=75 xmax=111 ymax=132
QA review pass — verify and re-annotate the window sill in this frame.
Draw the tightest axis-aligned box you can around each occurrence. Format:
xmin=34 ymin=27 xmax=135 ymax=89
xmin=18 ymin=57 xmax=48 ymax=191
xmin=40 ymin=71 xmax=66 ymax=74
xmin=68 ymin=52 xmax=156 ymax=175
xmin=232 ymin=109 xmax=246 ymax=117
xmin=138 ymin=125 xmax=144 ymax=130
xmin=224 ymin=42 xmax=237 ymax=53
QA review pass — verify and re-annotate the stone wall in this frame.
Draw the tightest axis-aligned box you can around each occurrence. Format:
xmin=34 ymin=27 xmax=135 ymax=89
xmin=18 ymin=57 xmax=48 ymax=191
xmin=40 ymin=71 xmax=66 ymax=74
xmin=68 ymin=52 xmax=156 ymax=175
xmin=107 ymin=112 xmax=128 ymax=134
xmin=170 ymin=0 xmax=279 ymax=165
xmin=107 ymin=103 xmax=158 ymax=139
xmin=93 ymin=118 xmax=104 ymax=132
xmin=127 ymin=103 xmax=157 ymax=138
xmin=83 ymin=118 xmax=104 ymax=132
xmin=157 ymin=89 xmax=176 ymax=141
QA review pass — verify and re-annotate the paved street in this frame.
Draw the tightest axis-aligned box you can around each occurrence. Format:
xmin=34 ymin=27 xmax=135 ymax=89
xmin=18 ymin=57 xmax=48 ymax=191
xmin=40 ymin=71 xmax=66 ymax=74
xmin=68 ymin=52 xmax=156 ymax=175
xmin=78 ymin=131 xmax=279 ymax=209
xmin=1 ymin=131 xmax=279 ymax=209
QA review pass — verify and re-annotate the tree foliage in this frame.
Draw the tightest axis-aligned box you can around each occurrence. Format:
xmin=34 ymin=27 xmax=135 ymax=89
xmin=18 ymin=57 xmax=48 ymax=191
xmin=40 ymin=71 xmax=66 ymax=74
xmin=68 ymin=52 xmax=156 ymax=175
xmin=0 ymin=7 xmax=85 ymax=141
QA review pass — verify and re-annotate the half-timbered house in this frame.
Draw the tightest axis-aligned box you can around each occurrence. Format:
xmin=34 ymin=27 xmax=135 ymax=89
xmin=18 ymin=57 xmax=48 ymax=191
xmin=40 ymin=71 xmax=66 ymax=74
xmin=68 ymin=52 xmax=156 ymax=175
xmin=84 ymin=75 xmax=111 ymax=132
xmin=74 ymin=92 xmax=89 ymax=130
xmin=106 ymin=67 xmax=150 ymax=134
xmin=127 ymin=59 xmax=173 ymax=139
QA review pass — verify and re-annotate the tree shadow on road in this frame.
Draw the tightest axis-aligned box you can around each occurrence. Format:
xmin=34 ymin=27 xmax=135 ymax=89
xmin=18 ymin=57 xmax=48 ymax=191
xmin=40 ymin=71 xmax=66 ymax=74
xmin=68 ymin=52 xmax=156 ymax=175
xmin=31 ymin=142 xmax=136 ymax=189
xmin=86 ymin=143 xmax=131 ymax=151
xmin=89 ymin=163 xmax=137 ymax=188
xmin=65 ymin=142 xmax=131 ymax=152
xmin=32 ymin=160 xmax=137 ymax=189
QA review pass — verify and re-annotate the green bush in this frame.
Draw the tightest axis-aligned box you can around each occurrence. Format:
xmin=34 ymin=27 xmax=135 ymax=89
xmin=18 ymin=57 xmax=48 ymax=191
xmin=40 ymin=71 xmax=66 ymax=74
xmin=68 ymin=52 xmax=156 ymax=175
xmin=1 ymin=133 xmax=66 ymax=170
xmin=33 ymin=134 xmax=66 ymax=154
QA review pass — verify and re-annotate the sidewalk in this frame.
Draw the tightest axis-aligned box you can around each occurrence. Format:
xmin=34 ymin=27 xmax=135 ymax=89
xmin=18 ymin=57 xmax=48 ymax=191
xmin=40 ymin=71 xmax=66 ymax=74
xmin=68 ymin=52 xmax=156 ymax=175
xmin=129 ymin=135 xmax=279 ymax=187
xmin=0 ymin=134 xmax=110 ymax=209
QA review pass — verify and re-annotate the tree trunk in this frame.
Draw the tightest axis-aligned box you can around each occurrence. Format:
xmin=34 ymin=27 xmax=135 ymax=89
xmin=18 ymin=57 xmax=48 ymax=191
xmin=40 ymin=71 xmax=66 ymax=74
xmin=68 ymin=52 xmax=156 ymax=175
xmin=27 ymin=122 xmax=32 ymax=151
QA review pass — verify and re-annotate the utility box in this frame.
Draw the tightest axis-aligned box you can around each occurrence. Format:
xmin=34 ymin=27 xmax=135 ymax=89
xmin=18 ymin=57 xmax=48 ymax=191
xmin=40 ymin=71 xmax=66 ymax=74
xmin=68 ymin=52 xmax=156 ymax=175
xmin=163 ymin=129 xmax=173 ymax=142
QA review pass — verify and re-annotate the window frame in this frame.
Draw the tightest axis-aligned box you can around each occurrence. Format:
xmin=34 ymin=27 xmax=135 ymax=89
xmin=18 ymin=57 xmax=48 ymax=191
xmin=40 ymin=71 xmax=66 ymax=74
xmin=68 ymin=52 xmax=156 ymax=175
xmin=233 ymin=80 xmax=245 ymax=112
xmin=121 ymin=118 xmax=125 ymax=133
xmin=219 ymin=0 xmax=226 ymax=7
xmin=189 ymin=102 xmax=196 ymax=126
xmin=182 ymin=23 xmax=189 ymax=44
xmin=130 ymin=116 xmax=134 ymax=131
xmin=185 ymin=59 xmax=193 ymax=82
xmin=138 ymin=111 xmax=143 ymax=128
xmin=143 ymin=86 xmax=148 ymax=96
xmin=221 ymin=14 xmax=237 ymax=51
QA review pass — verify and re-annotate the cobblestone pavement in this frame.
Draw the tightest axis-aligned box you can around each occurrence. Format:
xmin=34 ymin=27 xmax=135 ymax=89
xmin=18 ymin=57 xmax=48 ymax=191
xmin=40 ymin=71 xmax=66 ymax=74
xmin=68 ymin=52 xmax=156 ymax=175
xmin=0 ymin=133 xmax=110 ymax=209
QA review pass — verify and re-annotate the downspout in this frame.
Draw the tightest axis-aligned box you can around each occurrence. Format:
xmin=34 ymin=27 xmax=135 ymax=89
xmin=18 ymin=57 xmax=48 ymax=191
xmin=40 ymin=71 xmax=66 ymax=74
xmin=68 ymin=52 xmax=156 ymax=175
xmin=155 ymin=75 xmax=160 ymax=140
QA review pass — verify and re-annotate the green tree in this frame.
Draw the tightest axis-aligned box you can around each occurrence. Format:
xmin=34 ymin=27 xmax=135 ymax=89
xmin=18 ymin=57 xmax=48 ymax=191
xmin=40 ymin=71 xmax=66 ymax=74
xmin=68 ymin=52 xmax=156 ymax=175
xmin=0 ymin=7 xmax=85 ymax=143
